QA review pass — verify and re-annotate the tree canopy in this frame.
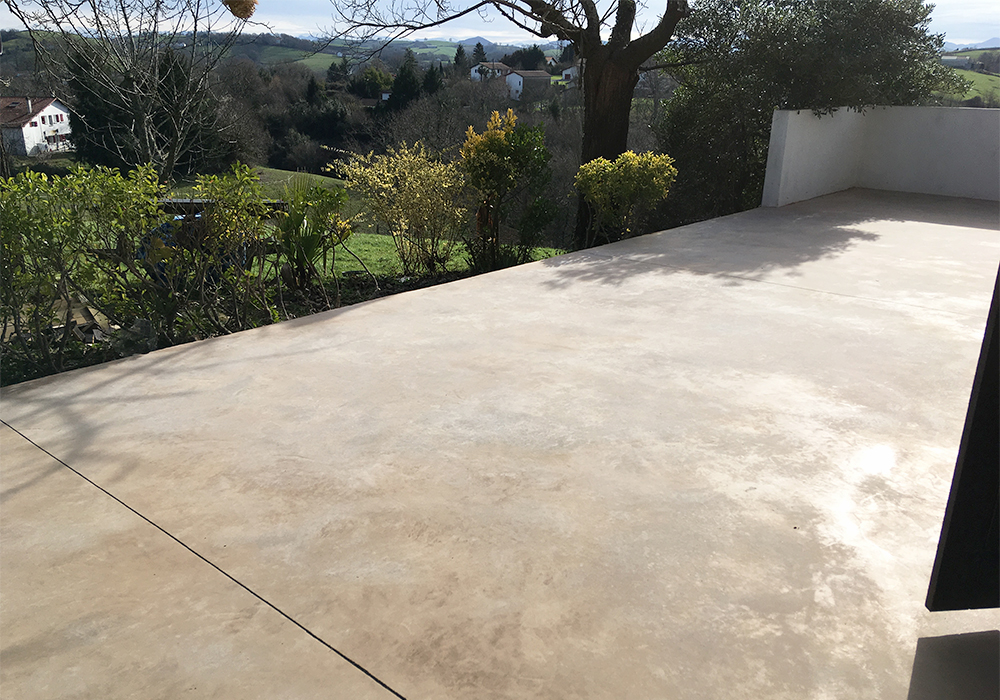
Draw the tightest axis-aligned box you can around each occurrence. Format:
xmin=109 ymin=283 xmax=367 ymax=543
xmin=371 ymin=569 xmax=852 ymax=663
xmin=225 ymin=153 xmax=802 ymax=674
xmin=656 ymin=0 xmax=965 ymax=225
xmin=332 ymin=0 xmax=691 ymax=166
xmin=10 ymin=0 xmax=248 ymax=180
xmin=501 ymin=45 xmax=546 ymax=71
xmin=454 ymin=44 xmax=470 ymax=71
xmin=388 ymin=50 xmax=423 ymax=110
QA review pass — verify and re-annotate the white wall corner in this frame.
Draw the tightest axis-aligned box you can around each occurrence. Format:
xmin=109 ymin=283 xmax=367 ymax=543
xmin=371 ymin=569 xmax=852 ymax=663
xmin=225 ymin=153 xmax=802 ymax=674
xmin=761 ymin=110 xmax=790 ymax=207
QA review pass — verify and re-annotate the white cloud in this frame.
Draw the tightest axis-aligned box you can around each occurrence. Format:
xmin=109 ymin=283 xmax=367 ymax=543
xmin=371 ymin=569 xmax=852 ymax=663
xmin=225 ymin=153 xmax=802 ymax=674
xmin=2 ymin=0 xmax=998 ymax=45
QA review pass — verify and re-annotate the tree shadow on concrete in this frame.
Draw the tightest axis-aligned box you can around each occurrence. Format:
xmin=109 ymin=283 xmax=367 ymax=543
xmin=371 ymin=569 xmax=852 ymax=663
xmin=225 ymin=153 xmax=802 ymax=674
xmin=539 ymin=189 xmax=999 ymax=290
xmin=0 ymin=312 xmax=350 ymax=498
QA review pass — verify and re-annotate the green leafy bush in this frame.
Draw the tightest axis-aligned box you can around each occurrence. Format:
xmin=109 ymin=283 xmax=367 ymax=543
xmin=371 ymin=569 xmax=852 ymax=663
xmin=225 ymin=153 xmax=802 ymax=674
xmin=460 ymin=109 xmax=552 ymax=271
xmin=1 ymin=163 xmax=357 ymax=385
xmin=653 ymin=0 xmax=966 ymax=226
xmin=1 ymin=165 xmax=167 ymax=381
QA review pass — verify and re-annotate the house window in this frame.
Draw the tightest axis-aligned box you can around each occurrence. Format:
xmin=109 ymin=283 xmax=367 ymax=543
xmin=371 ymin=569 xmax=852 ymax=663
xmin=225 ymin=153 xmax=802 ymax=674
xmin=30 ymin=120 xmax=37 ymax=127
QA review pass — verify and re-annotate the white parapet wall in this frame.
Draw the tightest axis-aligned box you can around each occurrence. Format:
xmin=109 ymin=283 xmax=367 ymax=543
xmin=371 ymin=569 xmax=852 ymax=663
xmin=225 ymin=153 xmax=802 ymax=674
xmin=761 ymin=106 xmax=1000 ymax=206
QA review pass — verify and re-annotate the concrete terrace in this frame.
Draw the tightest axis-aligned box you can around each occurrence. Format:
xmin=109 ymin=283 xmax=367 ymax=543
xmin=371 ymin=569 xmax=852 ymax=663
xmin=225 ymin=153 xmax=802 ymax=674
xmin=2 ymin=187 xmax=998 ymax=699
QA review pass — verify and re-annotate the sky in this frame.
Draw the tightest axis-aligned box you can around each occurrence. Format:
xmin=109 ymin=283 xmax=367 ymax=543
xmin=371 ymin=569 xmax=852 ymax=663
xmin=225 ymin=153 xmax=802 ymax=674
xmin=2 ymin=0 xmax=998 ymax=46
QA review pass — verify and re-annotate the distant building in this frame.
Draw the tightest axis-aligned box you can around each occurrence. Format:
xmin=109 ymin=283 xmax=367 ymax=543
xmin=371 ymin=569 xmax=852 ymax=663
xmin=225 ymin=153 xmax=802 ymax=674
xmin=941 ymin=55 xmax=972 ymax=70
xmin=562 ymin=64 xmax=581 ymax=83
xmin=1 ymin=97 xmax=72 ymax=156
xmin=506 ymin=70 xmax=552 ymax=100
xmin=472 ymin=62 xmax=512 ymax=82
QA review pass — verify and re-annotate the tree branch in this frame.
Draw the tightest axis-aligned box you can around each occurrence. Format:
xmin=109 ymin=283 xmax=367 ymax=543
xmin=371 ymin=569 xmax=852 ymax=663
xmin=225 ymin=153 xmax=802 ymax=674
xmin=638 ymin=58 xmax=706 ymax=72
xmin=609 ymin=0 xmax=636 ymax=50
xmin=621 ymin=0 xmax=691 ymax=67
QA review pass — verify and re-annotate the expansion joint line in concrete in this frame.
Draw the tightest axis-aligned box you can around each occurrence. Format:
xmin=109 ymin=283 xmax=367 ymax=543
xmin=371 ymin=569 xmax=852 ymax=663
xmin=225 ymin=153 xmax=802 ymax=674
xmin=1 ymin=420 xmax=408 ymax=700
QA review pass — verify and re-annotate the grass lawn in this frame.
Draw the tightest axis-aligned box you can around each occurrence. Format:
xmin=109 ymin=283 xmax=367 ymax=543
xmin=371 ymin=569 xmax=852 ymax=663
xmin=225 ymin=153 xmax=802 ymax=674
xmin=334 ymin=232 xmax=567 ymax=279
xmin=9 ymin=154 xmax=76 ymax=177
xmin=335 ymin=232 xmax=405 ymax=277
xmin=410 ymin=40 xmax=458 ymax=59
xmin=170 ymin=167 xmax=345 ymax=199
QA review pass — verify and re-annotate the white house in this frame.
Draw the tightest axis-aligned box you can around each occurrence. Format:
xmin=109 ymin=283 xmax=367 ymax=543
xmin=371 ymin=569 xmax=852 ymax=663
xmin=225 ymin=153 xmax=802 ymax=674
xmin=505 ymin=70 xmax=551 ymax=100
xmin=471 ymin=62 xmax=512 ymax=82
xmin=0 ymin=97 xmax=73 ymax=156
xmin=561 ymin=64 xmax=580 ymax=83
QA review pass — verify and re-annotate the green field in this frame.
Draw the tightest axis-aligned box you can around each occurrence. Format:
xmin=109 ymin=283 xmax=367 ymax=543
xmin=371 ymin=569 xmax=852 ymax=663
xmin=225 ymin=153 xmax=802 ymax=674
xmin=952 ymin=68 xmax=1000 ymax=99
xmin=947 ymin=48 xmax=1000 ymax=59
xmin=409 ymin=41 xmax=459 ymax=62
xmin=254 ymin=45 xmax=339 ymax=74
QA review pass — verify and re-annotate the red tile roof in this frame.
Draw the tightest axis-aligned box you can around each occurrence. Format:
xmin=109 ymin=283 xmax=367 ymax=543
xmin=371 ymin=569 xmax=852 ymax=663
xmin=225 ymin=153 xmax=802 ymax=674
xmin=0 ymin=97 xmax=59 ymax=128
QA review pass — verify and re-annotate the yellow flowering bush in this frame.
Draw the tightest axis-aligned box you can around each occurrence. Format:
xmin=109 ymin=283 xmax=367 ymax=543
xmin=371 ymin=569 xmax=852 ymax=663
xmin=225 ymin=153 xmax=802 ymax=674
xmin=574 ymin=151 xmax=678 ymax=246
xmin=460 ymin=109 xmax=521 ymax=199
xmin=345 ymin=142 xmax=467 ymax=275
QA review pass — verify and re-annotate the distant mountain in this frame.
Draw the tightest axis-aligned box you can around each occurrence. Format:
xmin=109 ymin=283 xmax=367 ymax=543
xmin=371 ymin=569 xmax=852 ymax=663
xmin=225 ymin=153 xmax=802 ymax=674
xmin=952 ymin=37 xmax=1000 ymax=50
xmin=970 ymin=37 xmax=1000 ymax=49
xmin=458 ymin=36 xmax=497 ymax=48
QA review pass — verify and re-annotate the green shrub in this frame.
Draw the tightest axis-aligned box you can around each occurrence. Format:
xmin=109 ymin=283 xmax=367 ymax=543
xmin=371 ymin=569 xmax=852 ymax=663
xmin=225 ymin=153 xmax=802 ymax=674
xmin=0 ymin=163 xmax=337 ymax=385
xmin=460 ymin=109 xmax=552 ymax=272
xmin=1 ymin=165 xmax=167 ymax=381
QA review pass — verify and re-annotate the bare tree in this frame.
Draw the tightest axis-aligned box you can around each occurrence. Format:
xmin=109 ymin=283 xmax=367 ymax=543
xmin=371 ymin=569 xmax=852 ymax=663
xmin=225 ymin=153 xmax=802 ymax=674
xmin=6 ymin=0 xmax=252 ymax=180
xmin=332 ymin=0 xmax=690 ymax=166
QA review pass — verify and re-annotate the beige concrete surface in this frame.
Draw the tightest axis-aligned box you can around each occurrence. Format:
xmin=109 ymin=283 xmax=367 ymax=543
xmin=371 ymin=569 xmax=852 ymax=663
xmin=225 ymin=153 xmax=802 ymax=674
xmin=2 ymin=189 xmax=998 ymax=699
xmin=0 ymin=425 xmax=396 ymax=700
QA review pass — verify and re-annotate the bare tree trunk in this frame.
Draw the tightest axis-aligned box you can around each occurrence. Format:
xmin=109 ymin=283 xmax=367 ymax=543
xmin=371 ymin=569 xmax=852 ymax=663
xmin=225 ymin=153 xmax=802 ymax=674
xmin=575 ymin=53 xmax=641 ymax=248
xmin=581 ymin=53 xmax=640 ymax=163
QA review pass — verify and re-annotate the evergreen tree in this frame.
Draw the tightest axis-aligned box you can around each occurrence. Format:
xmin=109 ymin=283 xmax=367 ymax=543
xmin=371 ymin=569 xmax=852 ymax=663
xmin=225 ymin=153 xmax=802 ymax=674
xmin=453 ymin=44 xmax=468 ymax=72
xmin=472 ymin=42 xmax=487 ymax=65
xmin=67 ymin=46 xmax=227 ymax=176
xmin=501 ymin=45 xmax=545 ymax=70
xmin=423 ymin=63 xmax=443 ymax=94
xmin=326 ymin=57 xmax=350 ymax=91
xmin=10 ymin=0 xmax=242 ymax=181
xmin=388 ymin=50 xmax=422 ymax=111
xmin=347 ymin=65 xmax=392 ymax=98
xmin=306 ymin=76 xmax=324 ymax=105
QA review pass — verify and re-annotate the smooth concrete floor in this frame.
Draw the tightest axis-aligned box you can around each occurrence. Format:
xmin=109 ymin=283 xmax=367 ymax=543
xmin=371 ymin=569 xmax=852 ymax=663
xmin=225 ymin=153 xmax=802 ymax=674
xmin=2 ymin=188 xmax=998 ymax=699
